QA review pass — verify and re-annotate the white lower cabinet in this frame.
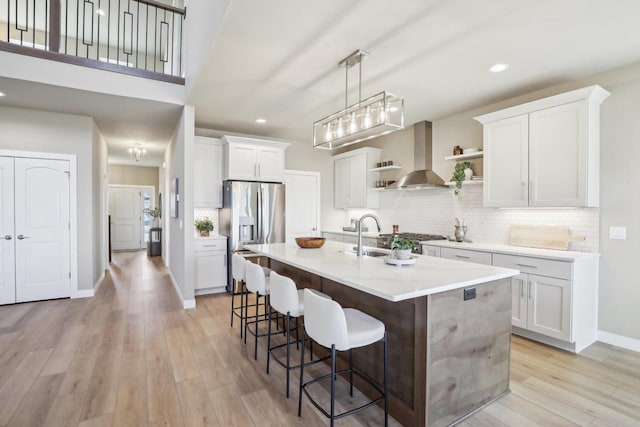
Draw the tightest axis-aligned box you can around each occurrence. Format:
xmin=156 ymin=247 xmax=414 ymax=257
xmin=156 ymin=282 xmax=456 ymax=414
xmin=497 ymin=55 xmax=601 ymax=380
xmin=509 ymin=272 xmax=571 ymax=341
xmin=194 ymin=238 xmax=227 ymax=294
xmin=421 ymin=243 xmax=597 ymax=353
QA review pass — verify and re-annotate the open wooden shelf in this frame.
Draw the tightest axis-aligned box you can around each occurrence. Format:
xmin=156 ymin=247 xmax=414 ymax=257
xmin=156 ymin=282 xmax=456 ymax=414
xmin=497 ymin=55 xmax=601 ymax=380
xmin=369 ymin=165 xmax=402 ymax=172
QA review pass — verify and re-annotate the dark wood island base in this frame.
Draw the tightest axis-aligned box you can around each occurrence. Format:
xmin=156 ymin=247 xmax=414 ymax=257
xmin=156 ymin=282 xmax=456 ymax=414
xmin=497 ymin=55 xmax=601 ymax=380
xmin=269 ymin=259 xmax=512 ymax=427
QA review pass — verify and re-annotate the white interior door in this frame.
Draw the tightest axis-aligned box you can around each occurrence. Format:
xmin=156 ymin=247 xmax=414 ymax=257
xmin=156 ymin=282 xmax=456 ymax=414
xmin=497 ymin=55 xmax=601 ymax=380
xmin=284 ymin=170 xmax=320 ymax=243
xmin=0 ymin=157 xmax=16 ymax=305
xmin=109 ymin=187 xmax=143 ymax=250
xmin=14 ymin=158 xmax=71 ymax=303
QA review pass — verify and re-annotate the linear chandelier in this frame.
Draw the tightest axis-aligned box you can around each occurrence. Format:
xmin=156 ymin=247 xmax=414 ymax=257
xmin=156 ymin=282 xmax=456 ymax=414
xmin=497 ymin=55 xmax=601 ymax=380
xmin=129 ymin=145 xmax=147 ymax=162
xmin=313 ymin=49 xmax=404 ymax=149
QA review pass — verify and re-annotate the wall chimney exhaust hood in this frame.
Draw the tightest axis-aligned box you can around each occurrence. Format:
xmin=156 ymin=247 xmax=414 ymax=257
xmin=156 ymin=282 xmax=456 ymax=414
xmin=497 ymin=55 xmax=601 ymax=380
xmin=386 ymin=121 xmax=446 ymax=190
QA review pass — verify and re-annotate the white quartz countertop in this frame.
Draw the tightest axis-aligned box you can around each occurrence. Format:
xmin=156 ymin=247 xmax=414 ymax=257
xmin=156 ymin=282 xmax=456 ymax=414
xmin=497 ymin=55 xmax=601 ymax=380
xmin=419 ymin=240 xmax=599 ymax=261
xmin=244 ymin=241 xmax=519 ymax=302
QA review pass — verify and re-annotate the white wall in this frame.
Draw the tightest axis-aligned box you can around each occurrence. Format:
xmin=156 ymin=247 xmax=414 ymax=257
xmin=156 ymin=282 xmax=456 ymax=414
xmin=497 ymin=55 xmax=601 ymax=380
xmin=165 ymin=105 xmax=195 ymax=307
xmin=108 ymin=164 xmax=160 ymax=188
xmin=0 ymin=105 xmax=102 ymax=291
xmin=92 ymin=122 xmax=108 ymax=286
xmin=0 ymin=50 xmax=185 ymax=105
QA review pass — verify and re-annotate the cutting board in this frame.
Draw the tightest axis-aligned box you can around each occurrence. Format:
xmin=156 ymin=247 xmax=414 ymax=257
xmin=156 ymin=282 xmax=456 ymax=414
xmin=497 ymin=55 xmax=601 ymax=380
xmin=508 ymin=225 xmax=585 ymax=250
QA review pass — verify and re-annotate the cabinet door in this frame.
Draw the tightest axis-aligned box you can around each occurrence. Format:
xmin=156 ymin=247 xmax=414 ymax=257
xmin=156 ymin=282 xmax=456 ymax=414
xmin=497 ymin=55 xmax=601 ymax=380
xmin=529 ymin=101 xmax=587 ymax=207
xmin=527 ymin=275 xmax=571 ymax=341
xmin=349 ymin=153 xmax=367 ymax=208
xmin=257 ymin=147 xmax=285 ymax=182
xmin=195 ymin=251 xmax=228 ymax=290
xmin=483 ymin=114 xmax=529 ymax=207
xmin=227 ymin=145 xmax=258 ymax=180
xmin=511 ymin=274 xmax=528 ymax=329
xmin=194 ymin=139 xmax=223 ymax=208
xmin=334 ymin=157 xmax=351 ymax=208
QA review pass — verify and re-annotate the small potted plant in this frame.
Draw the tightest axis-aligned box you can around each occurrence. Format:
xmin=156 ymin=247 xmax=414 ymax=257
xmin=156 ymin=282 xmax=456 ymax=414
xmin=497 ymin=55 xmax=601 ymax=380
xmin=144 ymin=207 xmax=162 ymax=228
xmin=451 ymin=161 xmax=472 ymax=196
xmin=391 ymin=236 xmax=416 ymax=260
xmin=194 ymin=217 xmax=214 ymax=237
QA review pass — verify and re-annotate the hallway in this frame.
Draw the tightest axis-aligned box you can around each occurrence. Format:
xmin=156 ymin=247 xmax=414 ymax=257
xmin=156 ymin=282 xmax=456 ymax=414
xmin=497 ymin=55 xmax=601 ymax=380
xmin=0 ymin=251 xmax=639 ymax=426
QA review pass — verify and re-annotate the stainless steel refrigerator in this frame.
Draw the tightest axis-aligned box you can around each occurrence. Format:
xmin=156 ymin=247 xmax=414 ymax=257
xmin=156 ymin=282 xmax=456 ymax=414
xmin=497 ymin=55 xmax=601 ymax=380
xmin=220 ymin=180 xmax=285 ymax=291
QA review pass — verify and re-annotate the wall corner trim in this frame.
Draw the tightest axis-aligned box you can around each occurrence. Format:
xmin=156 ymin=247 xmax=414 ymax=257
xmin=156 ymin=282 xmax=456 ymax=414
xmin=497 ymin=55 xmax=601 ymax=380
xmin=168 ymin=269 xmax=196 ymax=309
xmin=598 ymin=330 xmax=640 ymax=353
xmin=92 ymin=270 xmax=106 ymax=294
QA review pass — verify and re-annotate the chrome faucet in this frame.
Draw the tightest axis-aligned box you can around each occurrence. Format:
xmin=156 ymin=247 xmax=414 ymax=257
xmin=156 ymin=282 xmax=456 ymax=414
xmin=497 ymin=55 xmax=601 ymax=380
xmin=356 ymin=214 xmax=382 ymax=256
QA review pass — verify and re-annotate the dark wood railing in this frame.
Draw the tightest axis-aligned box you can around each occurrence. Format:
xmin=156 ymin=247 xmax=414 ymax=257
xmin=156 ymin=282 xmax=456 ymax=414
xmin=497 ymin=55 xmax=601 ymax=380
xmin=1 ymin=0 xmax=185 ymax=84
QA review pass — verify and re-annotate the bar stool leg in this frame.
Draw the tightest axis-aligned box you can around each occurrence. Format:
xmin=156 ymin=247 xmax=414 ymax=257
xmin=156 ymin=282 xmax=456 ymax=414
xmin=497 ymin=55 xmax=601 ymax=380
xmin=243 ymin=289 xmax=249 ymax=344
xmin=254 ymin=295 xmax=260 ymax=360
xmin=330 ymin=344 xmax=337 ymax=427
xmin=349 ymin=348 xmax=354 ymax=397
xmin=383 ymin=331 xmax=389 ymax=427
xmin=295 ymin=317 xmax=300 ymax=350
xmin=297 ymin=329 xmax=306 ymax=417
xmin=286 ymin=312 xmax=291 ymax=398
xmin=230 ymin=280 xmax=235 ymax=327
xmin=266 ymin=304 xmax=273 ymax=374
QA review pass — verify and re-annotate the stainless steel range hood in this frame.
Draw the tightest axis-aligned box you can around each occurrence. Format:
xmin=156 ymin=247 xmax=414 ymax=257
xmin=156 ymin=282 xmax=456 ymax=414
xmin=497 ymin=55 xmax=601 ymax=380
xmin=387 ymin=121 xmax=445 ymax=189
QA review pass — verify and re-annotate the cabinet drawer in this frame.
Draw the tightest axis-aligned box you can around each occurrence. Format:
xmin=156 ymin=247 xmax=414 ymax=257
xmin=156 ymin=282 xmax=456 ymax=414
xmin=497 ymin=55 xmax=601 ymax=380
xmin=492 ymin=253 xmax=571 ymax=280
xmin=441 ymin=247 xmax=492 ymax=265
xmin=194 ymin=239 xmax=227 ymax=252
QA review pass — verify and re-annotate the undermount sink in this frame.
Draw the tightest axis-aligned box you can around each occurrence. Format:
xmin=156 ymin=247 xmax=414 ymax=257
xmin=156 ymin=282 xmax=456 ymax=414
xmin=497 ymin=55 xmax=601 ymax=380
xmin=343 ymin=247 xmax=390 ymax=258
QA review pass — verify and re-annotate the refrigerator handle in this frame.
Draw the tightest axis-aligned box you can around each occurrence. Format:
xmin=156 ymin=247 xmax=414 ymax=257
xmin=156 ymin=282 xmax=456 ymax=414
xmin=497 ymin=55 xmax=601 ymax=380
xmin=256 ymin=187 xmax=262 ymax=243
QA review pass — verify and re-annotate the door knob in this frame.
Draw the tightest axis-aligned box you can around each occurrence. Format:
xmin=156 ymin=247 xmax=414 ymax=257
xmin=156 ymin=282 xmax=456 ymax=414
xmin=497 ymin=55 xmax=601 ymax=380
xmin=3 ymin=235 xmax=11 ymax=240
xmin=17 ymin=235 xmax=29 ymax=240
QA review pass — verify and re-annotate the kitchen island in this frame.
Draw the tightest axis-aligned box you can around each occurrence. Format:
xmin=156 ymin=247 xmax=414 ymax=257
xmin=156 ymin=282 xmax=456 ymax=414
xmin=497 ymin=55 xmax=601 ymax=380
xmin=245 ymin=241 xmax=519 ymax=427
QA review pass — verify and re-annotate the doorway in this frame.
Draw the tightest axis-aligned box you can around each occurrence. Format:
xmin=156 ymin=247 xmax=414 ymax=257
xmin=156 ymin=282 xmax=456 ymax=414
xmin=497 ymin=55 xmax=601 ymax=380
xmin=108 ymin=185 xmax=155 ymax=250
xmin=0 ymin=156 xmax=71 ymax=304
xmin=283 ymin=170 xmax=320 ymax=243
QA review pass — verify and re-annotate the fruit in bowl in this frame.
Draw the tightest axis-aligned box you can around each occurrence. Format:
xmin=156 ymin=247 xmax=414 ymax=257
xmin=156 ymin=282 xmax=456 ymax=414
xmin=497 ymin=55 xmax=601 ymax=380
xmin=295 ymin=237 xmax=326 ymax=248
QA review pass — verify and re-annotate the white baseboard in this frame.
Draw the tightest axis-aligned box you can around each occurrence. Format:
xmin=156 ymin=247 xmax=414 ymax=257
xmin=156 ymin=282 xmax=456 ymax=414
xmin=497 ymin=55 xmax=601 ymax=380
xmin=598 ymin=330 xmax=640 ymax=353
xmin=168 ymin=270 xmax=196 ymax=310
xmin=93 ymin=270 xmax=106 ymax=294
xmin=72 ymin=288 xmax=94 ymax=299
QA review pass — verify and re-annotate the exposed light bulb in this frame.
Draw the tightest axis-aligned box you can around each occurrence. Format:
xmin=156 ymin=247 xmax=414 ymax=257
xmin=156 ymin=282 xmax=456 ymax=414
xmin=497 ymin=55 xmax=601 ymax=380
xmin=324 ymin=123 xmax=333 ymax=142
xmin=349 ymin=112 xmax=358 ymax=133
xmin=363 ymin=106 xmax=372 ymax=128
xmin=96 ymin=8 xmax=106 ymax=16
xmin=336 ymin=118 xmax=344 ymax=138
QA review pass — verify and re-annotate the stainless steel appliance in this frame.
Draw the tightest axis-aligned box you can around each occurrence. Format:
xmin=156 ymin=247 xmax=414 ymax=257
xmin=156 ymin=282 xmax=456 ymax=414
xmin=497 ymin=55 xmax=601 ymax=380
xmin=220 ymin=180 xmax=285 ymax=291
xmin=376 ymin=232 xmax=446 ymax=254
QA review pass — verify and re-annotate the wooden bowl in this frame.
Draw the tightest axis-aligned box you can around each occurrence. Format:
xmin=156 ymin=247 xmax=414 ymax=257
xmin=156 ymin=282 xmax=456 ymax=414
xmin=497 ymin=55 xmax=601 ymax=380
xmin=295 ymin=237 xmax=326 ymax=249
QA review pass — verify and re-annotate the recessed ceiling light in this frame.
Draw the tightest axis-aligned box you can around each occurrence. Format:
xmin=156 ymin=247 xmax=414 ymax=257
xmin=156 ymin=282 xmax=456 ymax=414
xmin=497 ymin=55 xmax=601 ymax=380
xmin=0 ymin=91 xmax=5 ymax=97
xmin=255 ymin=118 xmax=267 ymax=124
xmin=489 ymin=63 xmax=509 ymax=73
xmin=96 ymin=9 xmax=106 ymax=16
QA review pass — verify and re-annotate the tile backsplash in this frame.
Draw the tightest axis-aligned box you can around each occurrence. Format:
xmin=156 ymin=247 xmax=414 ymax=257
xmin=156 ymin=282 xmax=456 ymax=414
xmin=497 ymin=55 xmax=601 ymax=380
xmin=343 ymin=185 xmax=598 ymax=253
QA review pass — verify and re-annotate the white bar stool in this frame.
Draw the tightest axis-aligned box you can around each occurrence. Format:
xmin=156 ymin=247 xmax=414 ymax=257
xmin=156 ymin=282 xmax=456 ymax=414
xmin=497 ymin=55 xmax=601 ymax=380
xmin=298 ymin=289 xmax=388 ymax=427
xmin=230 ymin=253 xmax=247 ymax=338
xmin=267 ymin=272 xmax=330 ymax=398
xmin=244 ymin=261 xmax=272 ymax=360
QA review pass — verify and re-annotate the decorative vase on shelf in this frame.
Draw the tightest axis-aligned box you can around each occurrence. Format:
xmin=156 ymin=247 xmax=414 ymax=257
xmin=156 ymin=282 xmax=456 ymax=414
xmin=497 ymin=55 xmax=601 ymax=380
xmin=464 ymin=168 xmax=473 ymax=181
xmin=199 ymin=230 xmax=210 ymax=237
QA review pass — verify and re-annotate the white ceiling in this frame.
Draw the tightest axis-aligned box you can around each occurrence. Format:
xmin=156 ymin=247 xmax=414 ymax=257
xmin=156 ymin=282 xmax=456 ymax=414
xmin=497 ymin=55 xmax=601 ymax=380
xmin=0 ymin=76 xmax=182 ymax=165
xmin=188 ymin=0 xmax=640 ymax=142
xmin=3 ymin=0 xmax=640 ymax=164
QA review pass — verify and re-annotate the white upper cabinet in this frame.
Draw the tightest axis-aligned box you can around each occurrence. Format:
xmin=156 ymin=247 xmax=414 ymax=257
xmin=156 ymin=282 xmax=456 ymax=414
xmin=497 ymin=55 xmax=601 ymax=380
xmin=194 ymin=137 xmax=224 ymax=208
xmin=332 ymin=147 xmax=381 ymax=209
xmin=475 ymin=85 xmax=609 ymax=208
xmin=483 ymin=115 xmax=529 ymax=207
xmin=222 ymin=136 xmax=289 ymax=183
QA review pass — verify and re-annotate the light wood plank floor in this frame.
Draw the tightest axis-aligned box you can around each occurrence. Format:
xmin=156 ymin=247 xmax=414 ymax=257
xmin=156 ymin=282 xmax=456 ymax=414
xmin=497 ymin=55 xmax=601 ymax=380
xmin=0 ymin=251 xmax=638 ymax=426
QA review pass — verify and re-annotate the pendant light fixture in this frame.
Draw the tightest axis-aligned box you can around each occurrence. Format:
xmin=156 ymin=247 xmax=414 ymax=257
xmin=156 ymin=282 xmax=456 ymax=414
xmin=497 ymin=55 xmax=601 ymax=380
xmin=313 ymin=49 xmax=404 ymax=149
xmin=128 ymin=145 xmax=147 ymax=162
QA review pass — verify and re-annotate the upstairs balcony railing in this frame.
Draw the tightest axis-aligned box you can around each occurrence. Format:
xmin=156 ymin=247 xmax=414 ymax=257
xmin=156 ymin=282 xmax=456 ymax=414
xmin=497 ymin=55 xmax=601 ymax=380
xmin=1 ymin=0 xmax=185 ymax=83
